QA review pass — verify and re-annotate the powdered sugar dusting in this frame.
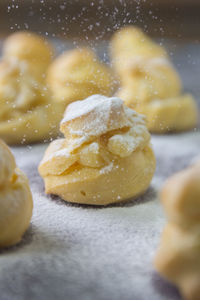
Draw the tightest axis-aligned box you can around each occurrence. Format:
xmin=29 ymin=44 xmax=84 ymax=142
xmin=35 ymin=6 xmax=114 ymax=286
xmin=43 ymin=148 xmax=71 ymax=163
xmin=52 ymin=148 xmax=70 ymax=158
xmin=60 ymin=94 xmax=132 ymax=139
xmin=1 ymin=130 xmax=199 ymax=300
xmin=61 ymin=94 xmax=123 ymax=124
xmin=48 ymin=139 xmax=66 ymax=152
xmin=60 ymin=95 xmax=149 ymax=155
xmin=99 ymin=162 xmax=114 ymax=174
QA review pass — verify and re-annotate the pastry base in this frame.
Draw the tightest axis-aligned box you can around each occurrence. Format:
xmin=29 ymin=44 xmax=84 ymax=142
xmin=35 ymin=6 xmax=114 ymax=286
xmin=0 ymin=168 xmax=33 ymax=248
xmin=43 ymin=146 xmax=155 ymax=206
xmin=0 ymin=103 xmax=64 ymax=145
xmin=128 ymin=95 xmax=198 ymax=133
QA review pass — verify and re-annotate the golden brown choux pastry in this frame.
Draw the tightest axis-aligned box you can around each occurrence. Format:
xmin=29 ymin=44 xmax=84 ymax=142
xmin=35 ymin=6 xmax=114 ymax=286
xmin=118 ymin=93 xmax=198 ymax=133
xmin=3 ymin=31 xmax=53 ymax=76
xmin=110 ymin=26 xmax=167 ymax=78
xmin=39 ymin=94 xmax=156 ymax=205
xmin=154 ymin=162 xmax=200 ymax=300
xmin=117 ymin=57 xmax=182 ymax=102
xmin=0 ymin=139 xmax=33 ymax=248
xmin=0 ymin=31 xmax=63 ymax=144
xmin=47 ymin=48 xmax=116 ymax=106
xmin=110 ymin=26 xmax=198 ymax=133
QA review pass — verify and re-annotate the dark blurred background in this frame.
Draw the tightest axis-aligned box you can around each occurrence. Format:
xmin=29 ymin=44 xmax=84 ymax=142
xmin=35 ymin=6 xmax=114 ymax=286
xmin=0 ymin=0 xmax=200 ymax=40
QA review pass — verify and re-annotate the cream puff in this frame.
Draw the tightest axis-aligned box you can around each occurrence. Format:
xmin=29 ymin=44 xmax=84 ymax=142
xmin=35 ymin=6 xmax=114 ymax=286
xmin=110 ymin=26 xmax=167 ymax=78
xmin=154 ymin=162 xmax=200 ymax=300
xmin=0 ymin=31 xmax=63 ymax=144
xmin=47 ymin=48 xmax=116 ymax=106
xmin=3 ymin=31 xmax=53 ymax=76
xmin=110 ymin=26 xmax=198 ymax=133
xmin=0 ymin=139 xmax=33 ymax=247
xmin=39 ymin=94 xmax=156 ymax=205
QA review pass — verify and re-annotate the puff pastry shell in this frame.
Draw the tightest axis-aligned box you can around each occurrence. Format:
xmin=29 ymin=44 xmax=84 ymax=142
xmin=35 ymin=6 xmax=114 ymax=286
xmin=110 ymin=26 xmax=198 ymax=133
xmin=39 ymin=95 xmax=156 ymax=205
xmin=47 ymin=48 xmax=116 ymax=106
xmin=0 ymin=31 xmax=63 ymax=144
xmin=155 ymin=162 xmax=200 ymax=300
xmin=0 ymin=139 xmax=33 ymax=247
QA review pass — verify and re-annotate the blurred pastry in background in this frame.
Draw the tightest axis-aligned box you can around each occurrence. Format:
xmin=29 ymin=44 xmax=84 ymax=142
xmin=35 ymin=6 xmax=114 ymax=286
xmin=0 ymin=31 xmax=63 ymax=144
xmin=3 ymin=31 xmax=53 ymax=77
xmin=110 ymin=26 xmax=198 ymax=133
xmin=154 ymin=162 xmax=200 ymax=300
xmin=110 ymin=26 xmax=167 ymax=78
xmin=47 ymin=48 xmax=116 ymax=107
xmin=0 ymin=139 xmax=33 ymax=248
xmin=39 ymin=94 xmax=156 ymax=205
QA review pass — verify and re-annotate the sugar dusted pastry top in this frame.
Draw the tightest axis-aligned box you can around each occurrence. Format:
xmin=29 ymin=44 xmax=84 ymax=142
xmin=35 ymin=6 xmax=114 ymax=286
xmin=60 ymin=95 xmax=150 ymax=155
xmin=39 ymin=95 xmax=151 ymax=176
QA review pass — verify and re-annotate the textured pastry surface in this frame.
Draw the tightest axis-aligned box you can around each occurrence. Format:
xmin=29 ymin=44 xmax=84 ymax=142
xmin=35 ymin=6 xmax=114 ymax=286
xmin=0 ymin=139 xmax=33 ymax=248
xmin=0 ymin=31 xmax=63 ymax=144
xmin=155 ymin=162 xmax=200 ymax=300
xmin=110 ymin=26 xmax=198 ymax=133
xmin=39 ymin=94 xmax=156 ymax=205
xmin=47 ymin=48 xmax=116 ymax=106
